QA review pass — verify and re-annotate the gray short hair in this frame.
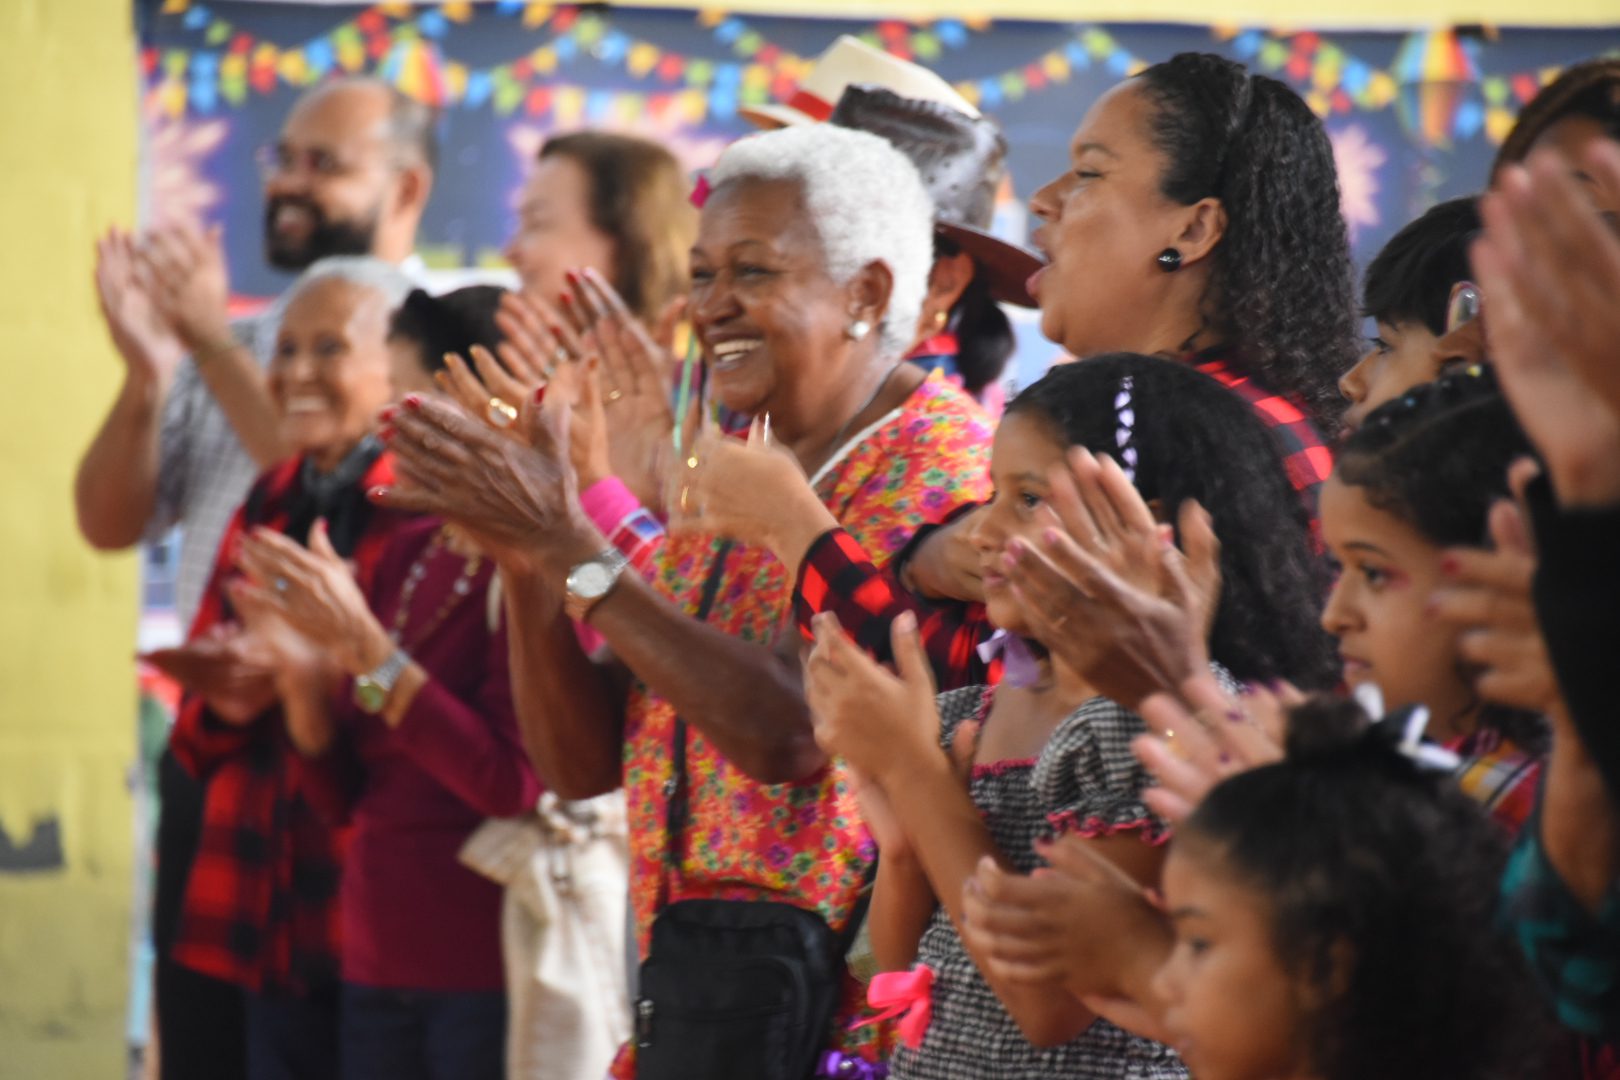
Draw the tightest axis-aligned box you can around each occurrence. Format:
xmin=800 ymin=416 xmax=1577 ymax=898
xmin=708 ymin=124 xmax=934 ymax=359
xmin=281 ymin=256 xmax=414 ymax=326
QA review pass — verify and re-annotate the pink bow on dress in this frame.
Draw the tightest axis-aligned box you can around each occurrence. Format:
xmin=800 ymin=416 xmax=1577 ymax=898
xmin=859 ymin=964 xmax=935 ymax=1049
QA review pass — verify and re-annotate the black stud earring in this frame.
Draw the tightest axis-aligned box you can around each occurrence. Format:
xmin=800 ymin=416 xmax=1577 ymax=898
xmin=1156 ymin=248 xmax=1182 ymax=273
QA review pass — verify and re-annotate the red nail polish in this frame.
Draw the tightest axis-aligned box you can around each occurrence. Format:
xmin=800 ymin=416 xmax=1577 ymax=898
xmin=378 ymin=425 xmax=395 ymax=442
xmin=379 ymin=405 xmax=397 ymax=423
xmin=564 ymin=269 xmax=580 ymax=285
xmin=559 ymin=293 xmax=574 ymax=307
xmin=402 ymin=393 xmax=422 ymax=411
xmin=534 ymin=385 xmax=548 ymax=404
xmin=1439 ymin=555 xmax=1459 ymax=575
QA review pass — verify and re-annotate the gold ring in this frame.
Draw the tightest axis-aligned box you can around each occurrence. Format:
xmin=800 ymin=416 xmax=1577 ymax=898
xmin=680 ymin=485 xmax=691 ymax=513
xmin=606 ymin=387 xmax=624 ymax=403
xmin=486 ymin=397 xmax=518 ymax=428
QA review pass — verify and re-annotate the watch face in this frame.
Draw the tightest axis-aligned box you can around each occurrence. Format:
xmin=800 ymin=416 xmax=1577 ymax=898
xmin=573 ymin=561 xmax=612 ymax=599
xmin=354 ymin=678 xmax=388 ymax=714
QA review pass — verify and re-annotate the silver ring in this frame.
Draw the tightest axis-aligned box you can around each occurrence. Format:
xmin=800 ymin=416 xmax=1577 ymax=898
xmin=273 ymin=577 xmax=290 ymax=595
xmin=554 ymin=346 xmax=571 ymax=366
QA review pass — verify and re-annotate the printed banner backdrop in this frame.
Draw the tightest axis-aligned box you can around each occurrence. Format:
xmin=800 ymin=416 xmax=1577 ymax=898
xmin=139 ymin=1 xmax=1620 ymax=339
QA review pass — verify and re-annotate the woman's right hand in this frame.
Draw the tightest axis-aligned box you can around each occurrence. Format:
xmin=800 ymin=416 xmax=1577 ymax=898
xmin=567 ymin=268 xmax=686 ymax=513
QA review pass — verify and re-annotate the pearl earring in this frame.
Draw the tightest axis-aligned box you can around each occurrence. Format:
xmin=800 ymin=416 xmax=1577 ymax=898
xmin=848 ymin=319 xmax=872 ymax=341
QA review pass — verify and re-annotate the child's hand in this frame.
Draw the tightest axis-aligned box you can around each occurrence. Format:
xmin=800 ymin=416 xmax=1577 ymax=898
xmin=805 ymin=611 xmax=941 ymax=784
xmin=960 ymin=838 xmax=1169 ymax=999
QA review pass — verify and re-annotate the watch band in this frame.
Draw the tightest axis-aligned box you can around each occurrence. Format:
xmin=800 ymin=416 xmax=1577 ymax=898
xmin=353 ymin=648 xmax=410 ymax=714
xmin=564 ymin=548 xmax=630 ymax=622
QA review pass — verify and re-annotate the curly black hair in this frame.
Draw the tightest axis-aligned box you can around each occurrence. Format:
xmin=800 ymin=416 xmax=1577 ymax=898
xmin=1180 ymin=698 xmax=1551 ymax=1080
xmin=1335 ymin=365 xmax=1548 ymax=751
xmin=1362 ymin=196 xmax=1482 ymax=337
xmin=1006 ymin=353 xmax=1337 ymax=688
xmin=1136 ymin=53 xmax=1361 ymax=429
xmin=387 ymin=285 xmax=507 ymax=379
xmin=1492 ymin=57 xmax=1620 ymax=178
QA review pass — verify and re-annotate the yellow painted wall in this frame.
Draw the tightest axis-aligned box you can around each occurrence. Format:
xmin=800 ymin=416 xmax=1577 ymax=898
xmin=0 ymin=0 xmax=140 ymax=1075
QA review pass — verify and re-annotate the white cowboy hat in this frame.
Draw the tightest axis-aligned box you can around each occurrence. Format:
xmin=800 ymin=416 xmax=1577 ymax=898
xmin=739 ymin=35 xmax=979 ymax=129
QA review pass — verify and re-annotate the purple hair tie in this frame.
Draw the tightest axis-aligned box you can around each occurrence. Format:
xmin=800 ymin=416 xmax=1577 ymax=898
xmin=817 ymin=1051 xmax=889 ymax=1079
xmin=977 ymin=629 xmax=1043 ymax=688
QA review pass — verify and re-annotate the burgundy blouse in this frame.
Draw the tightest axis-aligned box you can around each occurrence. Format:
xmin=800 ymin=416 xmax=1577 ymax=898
xmin=302 ymin=515 xmax=541 ymax=992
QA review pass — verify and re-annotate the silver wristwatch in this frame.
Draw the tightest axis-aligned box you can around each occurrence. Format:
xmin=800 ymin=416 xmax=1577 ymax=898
xmin=353 ymin=648 xmax=410 ymax=715
xmin=564 ymin=548 xmax=630 ymax=621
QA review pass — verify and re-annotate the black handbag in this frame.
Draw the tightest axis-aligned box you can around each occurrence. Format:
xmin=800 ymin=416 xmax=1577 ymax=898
xmin=633 ymin=543 xmax=872 ymax=1080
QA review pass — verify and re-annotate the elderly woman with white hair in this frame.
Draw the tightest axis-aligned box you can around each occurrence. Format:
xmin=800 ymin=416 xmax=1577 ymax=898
xmin=374 ymin=124 xmax=992 ymax=1078
xmin=156 ymin=255 xmax=424 ymax=1080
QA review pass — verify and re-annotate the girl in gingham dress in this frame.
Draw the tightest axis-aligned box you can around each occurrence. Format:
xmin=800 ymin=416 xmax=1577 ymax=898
xmin=806 ymin=356 xmax=1335 ymax=1078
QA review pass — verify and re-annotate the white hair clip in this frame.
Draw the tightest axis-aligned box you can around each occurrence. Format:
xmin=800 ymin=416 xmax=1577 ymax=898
xmin=1113 ymin=375 xmax=1138 ymax=483
xmin=1355 ymin=682 xmax=1461 ymax=772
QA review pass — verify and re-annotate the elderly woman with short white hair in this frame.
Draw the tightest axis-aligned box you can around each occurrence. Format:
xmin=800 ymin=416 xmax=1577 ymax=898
xmin=375 ymin=124 xmax=993 ymax=1078
xmin=157 ymin=255 xmax=416 ymax=1080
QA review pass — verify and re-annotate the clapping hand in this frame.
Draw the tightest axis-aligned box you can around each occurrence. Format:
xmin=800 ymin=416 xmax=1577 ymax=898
xmin=1473 ymin=143 xmax=1620 ymax=507
xmin=94 ymin=228 xmax=185 ymax=385
xmin=805 ymin=611 xmax=941 ymax=782
xmin=1003 ymin=448 xmax=1221 ymax=709
xmin=137 ymin=220 xmax=234 ymax=358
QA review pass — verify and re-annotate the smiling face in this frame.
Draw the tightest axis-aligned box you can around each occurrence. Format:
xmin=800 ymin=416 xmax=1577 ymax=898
xmin=1026 ymin=81 xmax=1210 ymax=358
xmin=688 ymin=177 xmax=868 ymax=422
xmin=1318 ymin=475 xmax=1473 ymax=725
xmin=1338 ymin=319 xmax=1443 ymax=432
xmin=970 ymin=410 xmax=1070 ymax=635
xmin=1153 ymin=839 xmax=1320 ymax=1080
xmin=269 ymin=277 xmax=395 ymax=472
xmin=503 ymin=154 xmax=619 ymax=305
xmin=262 ymin=83 xmax=400 ymax=270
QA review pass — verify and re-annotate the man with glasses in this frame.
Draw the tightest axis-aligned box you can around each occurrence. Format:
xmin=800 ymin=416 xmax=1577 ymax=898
xmin=73 ymin=76 xmax=436 ymax=1080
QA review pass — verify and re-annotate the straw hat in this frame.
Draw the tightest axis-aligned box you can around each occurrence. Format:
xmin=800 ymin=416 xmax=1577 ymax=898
xmin=830 ymin=84 xmax=1043 ymax=308
xmin=739 ymin=34 xmax=979 ymax=129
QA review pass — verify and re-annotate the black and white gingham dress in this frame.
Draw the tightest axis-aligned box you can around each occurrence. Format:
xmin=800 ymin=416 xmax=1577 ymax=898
xmin=888 ymin=686 xmax=1187 ymax=1080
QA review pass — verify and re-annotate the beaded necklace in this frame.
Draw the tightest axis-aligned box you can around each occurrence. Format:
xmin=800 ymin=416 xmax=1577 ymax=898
xmin=389 ymin=526 xmax=483 ymax=651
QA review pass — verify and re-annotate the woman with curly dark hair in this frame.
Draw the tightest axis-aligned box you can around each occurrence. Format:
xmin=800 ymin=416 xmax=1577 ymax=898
xmin=1027 ymin=52 xmax=1359 ymax=510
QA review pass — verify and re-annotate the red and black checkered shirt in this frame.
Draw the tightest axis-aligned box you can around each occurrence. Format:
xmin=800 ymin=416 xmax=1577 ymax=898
xmin=1191 ymin=348 xmax=1334 ymax=519
xmin=789 ymin=349 xmax=1333 ymax=687
xmin=168 ymin=450 xmax=410 ymax=991
xmin=793 ymin=523 xmax=1000 ymax=691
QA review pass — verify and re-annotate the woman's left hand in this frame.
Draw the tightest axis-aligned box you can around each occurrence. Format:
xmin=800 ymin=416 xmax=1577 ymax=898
xmin=805 ymin=610 xmax=941 ymax=783
xmin=235 ymin=519 xmax=394 ymax=678
xmin=1132 ymin=673 xmax=1293 ymax=824
xmin=671 ymin=418 xmax=837 ymax=571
